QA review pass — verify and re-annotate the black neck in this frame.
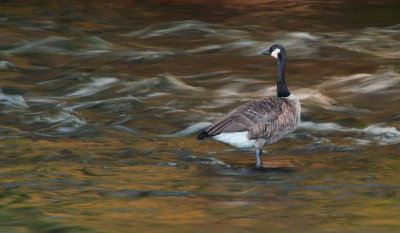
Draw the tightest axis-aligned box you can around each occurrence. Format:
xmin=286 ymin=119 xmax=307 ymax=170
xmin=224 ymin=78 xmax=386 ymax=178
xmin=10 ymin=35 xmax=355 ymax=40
xmin=276 ymin=52 xmax=291 ymax=97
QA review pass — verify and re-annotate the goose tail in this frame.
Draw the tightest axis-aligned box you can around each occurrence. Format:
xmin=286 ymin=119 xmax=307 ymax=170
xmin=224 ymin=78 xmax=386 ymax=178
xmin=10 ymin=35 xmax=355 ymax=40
xmin=197 ymin=131 xmax=210 ymax=140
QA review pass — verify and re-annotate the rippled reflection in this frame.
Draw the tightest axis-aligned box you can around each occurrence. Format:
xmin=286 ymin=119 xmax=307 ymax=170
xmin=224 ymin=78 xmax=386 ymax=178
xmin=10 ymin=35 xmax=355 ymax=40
xmin=0 ymin=0 xmax=399 ymax=232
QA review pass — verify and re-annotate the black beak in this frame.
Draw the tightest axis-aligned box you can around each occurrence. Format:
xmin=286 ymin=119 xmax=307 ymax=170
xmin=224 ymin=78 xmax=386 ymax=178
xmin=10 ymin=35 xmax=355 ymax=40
xmin=262 ymin=50 xmax=270 ymax=55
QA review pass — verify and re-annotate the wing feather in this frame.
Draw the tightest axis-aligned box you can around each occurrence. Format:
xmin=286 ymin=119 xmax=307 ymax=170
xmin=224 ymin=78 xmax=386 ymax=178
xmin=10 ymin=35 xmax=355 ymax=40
xmin=248 ymin=98 xmax=300 ymax=142
xmin=202 ymin=98 xmax=285 ymax=137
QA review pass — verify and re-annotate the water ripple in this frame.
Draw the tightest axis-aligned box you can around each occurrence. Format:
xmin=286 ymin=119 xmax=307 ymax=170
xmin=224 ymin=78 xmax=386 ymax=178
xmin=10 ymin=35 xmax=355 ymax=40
xmin=300 ymin=121 xmax=400 ymax=146
xmin=65 ymin=77 xmax=119 ymax=98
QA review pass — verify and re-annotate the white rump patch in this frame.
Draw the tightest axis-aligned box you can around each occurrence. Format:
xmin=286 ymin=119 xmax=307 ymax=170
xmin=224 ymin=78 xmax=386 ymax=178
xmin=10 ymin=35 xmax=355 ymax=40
xmin=271 ymin=48 xmax=281 ymax=59
xmin=212 ymin=131 xmax=254 ymax=148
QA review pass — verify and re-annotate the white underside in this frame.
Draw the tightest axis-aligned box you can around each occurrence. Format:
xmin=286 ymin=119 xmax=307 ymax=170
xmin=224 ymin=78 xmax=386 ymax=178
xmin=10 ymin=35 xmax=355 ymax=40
xmin=212 ymin=131 xmax=255 ymax=148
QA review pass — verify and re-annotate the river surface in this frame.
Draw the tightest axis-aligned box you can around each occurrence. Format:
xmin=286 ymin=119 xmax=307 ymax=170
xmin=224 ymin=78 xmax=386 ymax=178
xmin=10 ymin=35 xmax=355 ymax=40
xmin=0 ymin=1 xmax=399 ymax=232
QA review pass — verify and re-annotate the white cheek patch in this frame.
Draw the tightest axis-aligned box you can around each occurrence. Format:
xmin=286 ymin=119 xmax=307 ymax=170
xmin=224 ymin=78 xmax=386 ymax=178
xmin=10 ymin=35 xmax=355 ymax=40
xmin=271 ymin=48 xmax=281 ymax=59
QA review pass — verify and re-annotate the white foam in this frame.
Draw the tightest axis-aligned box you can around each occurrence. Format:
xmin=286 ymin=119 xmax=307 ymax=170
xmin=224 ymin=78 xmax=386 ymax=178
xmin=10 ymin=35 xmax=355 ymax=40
xmin=34 ymin=109 xmax=86 ymax=127
xmin=300 ymin=121 xmax=342 ymax=132
xmin=118 ymin=74 xmax=202 ymax=94
xmin=324 ymin=25 xmax=400 ymax=59
xmin=171 ymin=122 xmax=212 ymax=137
xmin=295 ymin=88 xmax=369 ymax=113
xmin=4 ymin=36 xmax=70 ymax=54
xmin=124 ymin=20 xmax=215 ymax=39
xmin=188 ymin=45 xmax=223 ymax=53
xmin=288 ymin=32 xmax=319 ymax=40
xmin=321 ymin=71 xmax=400 ymax=94
xmin=363 ymin=125 xmax=400 ymax=145
xmin=0 ymin=89 xmax=28 ymax=108
xmin=0 ymin=60 xmax=15 ymax=70
xmin=300 ymin=121 xmax=400 ymax=145
xmin=67 ymin=77 xmax=118 ymax=98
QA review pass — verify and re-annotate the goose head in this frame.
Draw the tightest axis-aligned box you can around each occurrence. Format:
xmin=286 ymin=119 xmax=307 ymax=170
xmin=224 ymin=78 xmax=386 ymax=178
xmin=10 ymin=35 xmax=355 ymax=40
xmin=262 ymin=44 xmax=286 ymax=60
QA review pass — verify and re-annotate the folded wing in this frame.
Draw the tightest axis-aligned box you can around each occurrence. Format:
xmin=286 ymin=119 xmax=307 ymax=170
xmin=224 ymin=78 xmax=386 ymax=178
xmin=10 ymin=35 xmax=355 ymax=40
xmin=198 ymin=97 xmax=289 ymax=140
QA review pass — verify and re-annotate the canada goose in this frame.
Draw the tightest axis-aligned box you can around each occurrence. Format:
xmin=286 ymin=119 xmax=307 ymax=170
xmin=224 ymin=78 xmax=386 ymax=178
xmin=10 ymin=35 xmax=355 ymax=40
xmin=197 ymin=44 xmax=301 ymax=168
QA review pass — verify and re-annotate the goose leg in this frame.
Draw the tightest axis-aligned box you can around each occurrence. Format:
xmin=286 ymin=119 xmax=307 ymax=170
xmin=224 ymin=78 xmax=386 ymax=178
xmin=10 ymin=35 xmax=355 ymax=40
xmin=255 ymin=148 xmax=262 ymax=168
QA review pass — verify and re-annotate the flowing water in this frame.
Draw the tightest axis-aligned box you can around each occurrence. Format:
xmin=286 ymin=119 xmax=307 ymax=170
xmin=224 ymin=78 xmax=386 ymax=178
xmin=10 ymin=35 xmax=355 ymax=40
xmin=0 ymin=0 xmax=400 ymax=232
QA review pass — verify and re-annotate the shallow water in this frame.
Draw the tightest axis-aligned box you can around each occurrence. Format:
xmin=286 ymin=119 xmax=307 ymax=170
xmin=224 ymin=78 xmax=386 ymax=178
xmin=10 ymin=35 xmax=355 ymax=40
xmin=0 ymin=0 xmax=399 ymax=232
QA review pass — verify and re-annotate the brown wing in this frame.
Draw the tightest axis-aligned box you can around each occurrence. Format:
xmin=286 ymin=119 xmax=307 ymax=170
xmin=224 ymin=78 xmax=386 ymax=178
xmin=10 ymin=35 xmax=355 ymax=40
xmin=248 ymin=98 xmax=300 ymax=142
xmin=202 ymin=97 xmax=285 ymax=137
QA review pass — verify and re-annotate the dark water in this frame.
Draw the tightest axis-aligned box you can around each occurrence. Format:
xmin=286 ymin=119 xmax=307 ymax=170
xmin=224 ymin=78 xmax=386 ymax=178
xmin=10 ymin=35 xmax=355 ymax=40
xmin=0 ymin=0 xmax=400 ymax=232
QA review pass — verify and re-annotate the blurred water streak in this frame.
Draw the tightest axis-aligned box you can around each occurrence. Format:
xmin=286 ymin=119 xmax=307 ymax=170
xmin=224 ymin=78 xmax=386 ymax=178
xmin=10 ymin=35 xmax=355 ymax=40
xmin=0 ymin=1 xmax=399 ymax=233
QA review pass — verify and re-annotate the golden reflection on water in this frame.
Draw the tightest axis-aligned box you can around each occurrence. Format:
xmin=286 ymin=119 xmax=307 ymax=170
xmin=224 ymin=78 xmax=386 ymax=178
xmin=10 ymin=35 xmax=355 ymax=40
xmin=0 ymin=0 xmax=400 ymax=232
xmin=0 ymin=137 xmax=399 ymax=232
